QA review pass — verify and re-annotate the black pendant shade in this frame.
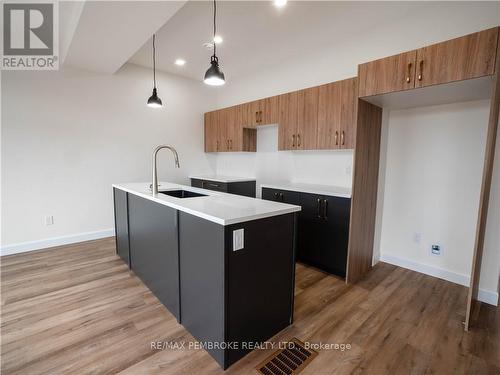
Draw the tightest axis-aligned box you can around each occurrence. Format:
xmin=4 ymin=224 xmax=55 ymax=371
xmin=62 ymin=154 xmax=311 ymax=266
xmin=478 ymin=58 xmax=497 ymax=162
xmin=147 ymin=88 xmax=162 ymax=108
xmin=204 ymin=55 xmax=225 ymax=86
xmin=147 ymin=34 xmax=163 ymax=108
xmin=204 ymin=0 xmax=225 ymax=86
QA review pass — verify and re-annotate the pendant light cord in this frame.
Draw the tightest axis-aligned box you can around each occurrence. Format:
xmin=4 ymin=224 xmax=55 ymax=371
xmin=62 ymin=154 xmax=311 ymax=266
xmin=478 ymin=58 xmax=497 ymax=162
xmin=152 ymin=34 xmax=157 ymax=89
xmin=212 ymin=0 xmax=217 ymax=58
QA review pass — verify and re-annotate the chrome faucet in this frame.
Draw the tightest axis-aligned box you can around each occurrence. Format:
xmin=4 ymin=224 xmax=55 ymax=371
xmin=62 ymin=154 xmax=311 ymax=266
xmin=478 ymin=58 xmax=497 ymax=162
xmin=151 ymin=145 xmax=180 ymax=195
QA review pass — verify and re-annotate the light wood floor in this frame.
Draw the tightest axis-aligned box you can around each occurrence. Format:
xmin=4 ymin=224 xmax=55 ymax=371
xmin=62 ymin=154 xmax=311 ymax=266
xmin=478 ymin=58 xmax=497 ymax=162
xmin=1 ymin=237 xmax=498 ymax=374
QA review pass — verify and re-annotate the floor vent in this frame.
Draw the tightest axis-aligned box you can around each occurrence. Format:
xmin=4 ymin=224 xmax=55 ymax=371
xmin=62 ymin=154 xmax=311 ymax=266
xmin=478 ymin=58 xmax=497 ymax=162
xmin=256 ymin=338 xmax=318 ymax=375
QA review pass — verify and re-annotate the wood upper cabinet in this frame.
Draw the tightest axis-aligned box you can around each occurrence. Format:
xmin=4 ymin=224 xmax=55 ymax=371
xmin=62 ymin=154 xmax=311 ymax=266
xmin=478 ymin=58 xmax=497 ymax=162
xmin=278 ymin=92 xmax=298 ymax=150
xmin=204 ymin=111 xmax=219 ymax=152
xmin=317 ymin=77 xmax=357 ymax=150
xmin=358 ymin=50 xmax=417 ymax=97
xmin=358 ymin=28 xmax=499 ymax=97
xmin=415 ymin=27 xmax=499 ymax=88
xmin=243 ymin=96 xmax=279 ymax=127
xmin=296 ymin=86 xmax=319 ymax=150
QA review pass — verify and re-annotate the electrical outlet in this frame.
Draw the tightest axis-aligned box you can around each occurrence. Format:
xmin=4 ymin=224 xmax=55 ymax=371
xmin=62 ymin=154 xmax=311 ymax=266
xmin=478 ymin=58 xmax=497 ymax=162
xmin=431 ymin=244 xmax=441 ymax=256
xmin=44 ymin=215 xmax=54 ymax=226
xmin=233 ymin=229 xmax=244 ymax=251
xmin=413 ymin=232 xmax=422 ymax=244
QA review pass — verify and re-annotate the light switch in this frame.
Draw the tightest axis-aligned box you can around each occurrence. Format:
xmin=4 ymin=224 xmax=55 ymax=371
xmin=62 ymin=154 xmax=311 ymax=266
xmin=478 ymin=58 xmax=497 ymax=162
xmin=233 ymin=229 xmax=244 ymax=251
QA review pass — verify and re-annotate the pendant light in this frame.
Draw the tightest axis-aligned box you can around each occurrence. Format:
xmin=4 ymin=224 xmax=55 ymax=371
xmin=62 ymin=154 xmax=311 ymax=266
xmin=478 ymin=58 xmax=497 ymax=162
xmin=204 ymin=0 xmax=225 ymax=86
xmin=147 ymin=34 xmax=163 ymax=108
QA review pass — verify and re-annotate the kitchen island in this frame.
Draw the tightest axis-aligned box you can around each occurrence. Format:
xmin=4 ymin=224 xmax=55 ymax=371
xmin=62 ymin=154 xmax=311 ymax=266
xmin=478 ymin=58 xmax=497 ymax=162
xmin=112 ymin=182 xmax=301 ymax=369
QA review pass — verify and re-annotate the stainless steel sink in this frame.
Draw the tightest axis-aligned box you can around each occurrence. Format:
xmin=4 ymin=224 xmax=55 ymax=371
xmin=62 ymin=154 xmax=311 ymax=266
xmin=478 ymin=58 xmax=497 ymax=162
xmin=159 ymin=190 xmax=207 ymax=198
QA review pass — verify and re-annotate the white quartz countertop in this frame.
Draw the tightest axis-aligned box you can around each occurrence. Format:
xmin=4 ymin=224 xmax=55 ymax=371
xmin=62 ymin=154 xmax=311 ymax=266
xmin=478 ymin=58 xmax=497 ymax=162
xmin=189 ymin=175 xmax=256 ymax=183
xmin=260 ymin=182 xmax=352 ymax=198
xmin=113 ymin=182 xmax=301 ymax=226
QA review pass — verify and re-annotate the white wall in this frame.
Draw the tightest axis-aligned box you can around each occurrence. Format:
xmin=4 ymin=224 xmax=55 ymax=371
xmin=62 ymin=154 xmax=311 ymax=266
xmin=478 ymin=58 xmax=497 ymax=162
xmin=377 ymin=101 xmax=499 ymax=304
xmin=211 ymin=3 xmax=500 ymax=302
xmin=1 ymin=64 xmax=216 ymax=252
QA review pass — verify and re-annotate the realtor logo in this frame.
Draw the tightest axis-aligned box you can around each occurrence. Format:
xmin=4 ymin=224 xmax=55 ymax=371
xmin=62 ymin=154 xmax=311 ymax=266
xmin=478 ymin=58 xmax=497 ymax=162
xmin=2 ymin=2 xmax=58 ymax=70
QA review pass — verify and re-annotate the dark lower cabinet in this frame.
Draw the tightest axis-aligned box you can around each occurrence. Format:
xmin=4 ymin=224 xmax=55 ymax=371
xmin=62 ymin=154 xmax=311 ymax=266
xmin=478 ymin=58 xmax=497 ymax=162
xmin=262 ymin=187 xmax=350 ymax=278
xmin=113 ymin=188 xmax=130 ymax=267
xmin=127 ymin=194 xmax=180 ymax=321
xmin=191 ymin=178 xmax=256 ymax=197
xmin=317 ymin=195 xmax=350 ymax=277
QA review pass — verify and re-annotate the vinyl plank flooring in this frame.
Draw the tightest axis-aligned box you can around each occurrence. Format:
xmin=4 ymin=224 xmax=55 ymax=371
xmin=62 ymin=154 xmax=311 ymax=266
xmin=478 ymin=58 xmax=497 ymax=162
xmin=1 ymin=237 xmax=498 ymax=374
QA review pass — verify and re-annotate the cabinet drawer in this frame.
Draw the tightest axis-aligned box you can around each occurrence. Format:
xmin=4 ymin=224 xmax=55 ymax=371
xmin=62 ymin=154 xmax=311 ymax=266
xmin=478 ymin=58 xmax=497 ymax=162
xmin=191 ymin=179 xmax=228 ymax=192
xmin=261 ymin=187 xmax=300 ymax=205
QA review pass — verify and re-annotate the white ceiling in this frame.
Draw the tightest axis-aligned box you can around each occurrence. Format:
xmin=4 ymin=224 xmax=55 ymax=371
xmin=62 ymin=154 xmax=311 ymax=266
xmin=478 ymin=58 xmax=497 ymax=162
xmin=64 ymin=1 xmax=186 ymax=74
xmin=128 ymin=1 xmax=426 ymax=81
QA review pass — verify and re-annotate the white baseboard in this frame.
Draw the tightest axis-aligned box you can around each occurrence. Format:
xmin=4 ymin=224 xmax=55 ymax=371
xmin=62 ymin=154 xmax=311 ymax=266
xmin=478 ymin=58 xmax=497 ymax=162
xmin=0 ymin=229 xmax=115 ymax=256
xmin=379 ymin=254 xmax=498 ymax=306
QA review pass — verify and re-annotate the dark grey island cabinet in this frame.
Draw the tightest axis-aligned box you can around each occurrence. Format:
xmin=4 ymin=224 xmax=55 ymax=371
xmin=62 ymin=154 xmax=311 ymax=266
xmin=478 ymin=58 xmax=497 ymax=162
xmin=262 ymin=186 xmax=350 ymax=278
xmin=113 ymin=185 xmax=297 ymax=369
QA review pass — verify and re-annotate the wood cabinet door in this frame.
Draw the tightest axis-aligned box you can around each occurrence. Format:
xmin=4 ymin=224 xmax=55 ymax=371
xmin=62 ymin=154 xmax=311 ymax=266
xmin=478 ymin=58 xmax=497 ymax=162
xmin=415 ymin=27 xmax=499 ymax=88
xmin=261 ymin=95 xmax=279 ymax=125
xmin=339 ymin=77 xmax=358 ymax=149
xmin=221 ymin=106 xmax=240 ymax=152
xmin=317 ymin=82 xmax=341 ymax=149
xmin=317 ymin=78 xmax=357 ymax=150
xmin=278 ymin=92 xmax=298 ymax=150
xmin=230 ymin=105 xmax=244 ymax=151
xmin=204 ymin=111 xmax=219 ymax=152
xmin=246 ymin=100 xmax=262 ymax=127
xmin=358 ymin=50 xmax=417 ymax=97
xmin=297 ymin=86 xmax=319 ymax=150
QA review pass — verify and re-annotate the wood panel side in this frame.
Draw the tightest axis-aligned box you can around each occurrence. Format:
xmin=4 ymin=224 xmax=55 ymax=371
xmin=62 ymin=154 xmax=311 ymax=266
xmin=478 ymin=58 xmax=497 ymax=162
xmin=204 ymin=111 xmax=219 ymax=153
xmin=346 ymin=99 xmax=382 ymax=284
xmin=465 ymin=33 xmax=500 ymax=331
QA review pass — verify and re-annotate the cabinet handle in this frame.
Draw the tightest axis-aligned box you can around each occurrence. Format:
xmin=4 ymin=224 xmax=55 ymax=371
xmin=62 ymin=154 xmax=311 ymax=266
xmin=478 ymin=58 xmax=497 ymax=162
xmin=227 ymin=139 xmax=230 ymax=149
xmin=292 ymin=134 xmax=296 ymax=148
xmin=230 ymin=139 xmax=233 ymax=149
xmin=341 ymin=131 xmax=345 ymax=146
xmin=297 ymin=134 xmax=301 ymax=147
xmin=255 ymin=111 xmax=259 ymax=123
xmin=274 ymin=192 xmax=279 ymax=200
xmin=418 ymin=60 xmax=423 ymax=81
xmin=216 ymin=140 xmax=219 ymax=151
xmin=323 ymin=199 xmax=328 ymax=220
xmin=335 ymin=131 xmax=339 ymax=146
xmin=259 ymin=111 xmax=263 ymax=123
xmin=406 ymin=62 xmax=412 ymax=83
xmin=317 ymin=198 xmax=323 ymax=218
xmin=279 ymin=192 xmax=284 ymax=202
